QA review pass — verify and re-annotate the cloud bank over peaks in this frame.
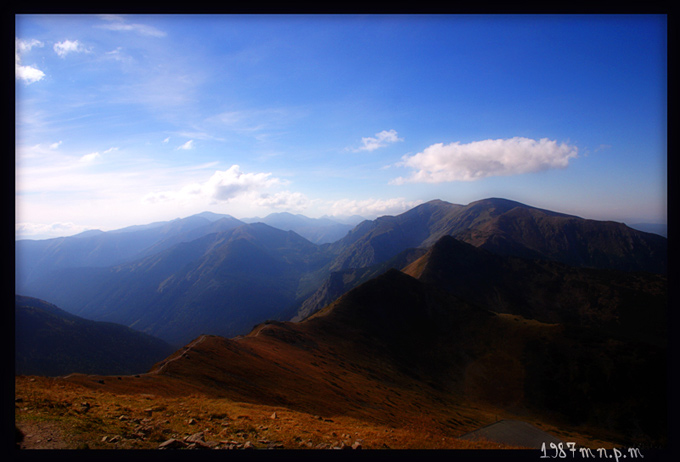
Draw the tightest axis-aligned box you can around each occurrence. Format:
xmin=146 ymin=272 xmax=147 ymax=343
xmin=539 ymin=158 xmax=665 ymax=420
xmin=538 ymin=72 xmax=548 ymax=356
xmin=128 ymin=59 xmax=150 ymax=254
xmin=392 ymin=137 xmax=578 ymax=184
xmin=327 ymin=197 xmax=423 ymax=219
xmin=16 ymin=221 xmax=94 ymax=240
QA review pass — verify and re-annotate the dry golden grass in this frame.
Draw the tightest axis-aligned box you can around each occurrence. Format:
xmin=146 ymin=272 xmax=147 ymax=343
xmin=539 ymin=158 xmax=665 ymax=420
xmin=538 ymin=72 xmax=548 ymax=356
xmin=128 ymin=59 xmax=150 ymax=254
xmin=14 ymin=271 xmax=630 ymax=451
xmin=14 ymin=307 xmax=623 ymax=451
xmin=15 ymin=375 xmax=522 ymax=450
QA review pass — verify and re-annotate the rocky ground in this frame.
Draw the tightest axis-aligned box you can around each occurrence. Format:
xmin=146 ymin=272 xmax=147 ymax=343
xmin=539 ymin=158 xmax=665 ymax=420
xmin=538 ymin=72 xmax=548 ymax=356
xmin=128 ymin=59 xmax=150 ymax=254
xmin=16 ymin=375 xmax=521 ymax=451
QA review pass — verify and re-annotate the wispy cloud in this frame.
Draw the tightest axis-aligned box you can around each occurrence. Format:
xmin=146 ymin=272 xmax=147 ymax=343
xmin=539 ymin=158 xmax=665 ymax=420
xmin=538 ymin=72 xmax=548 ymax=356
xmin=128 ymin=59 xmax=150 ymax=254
xmin=352 ymin=129 xmax=403 ymax=152
xmin=97 ymin=15 xmax=166 ymax=38
xmin=79 ymin=146 xmax=117 ymax=163
xmin=16 ymin=38 xmax=43 ymax=53
xmin=392 ymin=137 xmax=578 ymax=184
xmin=205 ymin=107 xmax=303 ymax=141
xmin=15 ymin=38 xmax=45 ymax=84
xmin=80 ymin=152 xmax=101 ymax=163
xmin=177 ymin=140 xmax=195 ymax=150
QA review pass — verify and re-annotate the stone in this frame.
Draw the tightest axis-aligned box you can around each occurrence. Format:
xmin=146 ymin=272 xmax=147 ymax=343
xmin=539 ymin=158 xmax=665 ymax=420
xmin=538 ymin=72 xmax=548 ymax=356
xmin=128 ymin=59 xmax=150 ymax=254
xmin=185 ymin=432 xmax=205 ymax=443
xmin=158 ymin=438 xmax=187 ymax=449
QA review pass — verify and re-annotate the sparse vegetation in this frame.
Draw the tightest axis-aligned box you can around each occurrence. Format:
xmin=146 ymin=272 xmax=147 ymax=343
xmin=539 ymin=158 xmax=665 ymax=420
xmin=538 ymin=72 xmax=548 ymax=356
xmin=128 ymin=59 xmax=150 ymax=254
xmin=15 ymin=376 xmax=524 ymax=450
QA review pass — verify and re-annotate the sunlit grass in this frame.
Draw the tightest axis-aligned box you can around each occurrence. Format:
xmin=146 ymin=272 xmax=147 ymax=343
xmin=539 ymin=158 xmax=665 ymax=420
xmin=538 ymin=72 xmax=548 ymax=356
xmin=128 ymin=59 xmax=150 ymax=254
xmin=16 ymin=375 xmax=524 ymax=450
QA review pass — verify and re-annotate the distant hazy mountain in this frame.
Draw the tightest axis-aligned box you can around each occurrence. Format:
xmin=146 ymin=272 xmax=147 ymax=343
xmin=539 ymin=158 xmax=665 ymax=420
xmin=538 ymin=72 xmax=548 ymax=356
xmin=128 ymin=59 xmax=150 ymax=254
xmin=15 ymin=213 xmax=244 ymax=293
xmin=242 ymin=212 xmax=353 ymax=244
xmin=321 ymin=214 xmax=367 ymax=226
xmin=17 ymin=198 xmax=667 ymax=347
xmin=627 ymin=222 xmax=667 ymax=237
xmin=15 ymin=295 xmax=174 ymax=377
xmin=23 ymin=223 xmax=329 ymax=346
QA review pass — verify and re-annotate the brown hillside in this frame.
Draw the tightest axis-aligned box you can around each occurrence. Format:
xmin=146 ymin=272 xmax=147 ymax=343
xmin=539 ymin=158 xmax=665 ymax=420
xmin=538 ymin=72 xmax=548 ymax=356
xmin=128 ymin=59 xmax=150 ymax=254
xmin=45 ymin=268 xmax=655 ymax=449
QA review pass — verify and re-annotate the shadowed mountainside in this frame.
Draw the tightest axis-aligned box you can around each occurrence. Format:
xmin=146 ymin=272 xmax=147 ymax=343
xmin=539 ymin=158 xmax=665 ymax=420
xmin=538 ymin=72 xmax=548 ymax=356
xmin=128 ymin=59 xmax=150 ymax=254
xmin=293 ymin=198 xmax=667 ymax=321
xmin=61 ymin=247 xmax=667 ymax=447
xmin=324 ymin=198 xmax=667 ymax=275
xmin=403 ymin=236 xmax=668 ymax=346
xmin=15 ymin=295 xmax=175 ymax=377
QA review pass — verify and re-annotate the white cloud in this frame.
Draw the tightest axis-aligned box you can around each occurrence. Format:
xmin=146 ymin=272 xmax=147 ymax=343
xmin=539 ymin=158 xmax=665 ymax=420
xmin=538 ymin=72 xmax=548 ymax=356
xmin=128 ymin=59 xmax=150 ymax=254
xmin=78 ymin=147 xmax=116 ymax=163
xmin=177 ymin=140 xmax=195 ymax=150
xmin=80 ymin=152 xmax=101 ymax=163
xmin=16 ymin=64 xmax=45 ymax=84
xmin=353 ymin=129 xmax=403 ymax=152
xmin=143 ymin=165 xmax=286 ymax=205
xmin=206 ymin=166 xmax=283 ymax=201
xmin=50 ymin=141 xmax=63 ymax=150
xmin=392 ymin=137 xmax=578 ymax=184
xmin=16 ymin=38 xmax=43 ymax=53
xmin=328 ymin=197 xmax=423 ymax=219
xmin=53 ymin=40 xmax=89 ymax=57
xmin=15 ymin=38 xmax=45 ymax=84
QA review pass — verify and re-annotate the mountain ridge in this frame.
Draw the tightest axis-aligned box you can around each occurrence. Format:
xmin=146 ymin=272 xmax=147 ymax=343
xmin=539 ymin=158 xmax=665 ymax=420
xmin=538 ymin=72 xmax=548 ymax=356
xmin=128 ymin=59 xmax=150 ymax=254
xmin=16 ymin=198 xmax=667 ymax=345
xmin=58 ymin=249 xmax=667 ymax=446
xmin=323 ymin=197 xmax=666 ymax=275
xmin=23 ymin=223 xmax=329 ymax=346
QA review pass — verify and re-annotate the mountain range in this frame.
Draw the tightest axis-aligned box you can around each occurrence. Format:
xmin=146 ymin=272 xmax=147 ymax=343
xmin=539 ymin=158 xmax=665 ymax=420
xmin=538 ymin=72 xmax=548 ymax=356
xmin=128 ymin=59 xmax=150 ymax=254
xmin=242 ymin=212 xmax=360 ymax=244
xmin=14 ymin=197 xmax=668 ymax=447
xmin=59 ymin=235 xmax=667 ymax=446
xmin=16 ymin=197 xmax=667 ymax=346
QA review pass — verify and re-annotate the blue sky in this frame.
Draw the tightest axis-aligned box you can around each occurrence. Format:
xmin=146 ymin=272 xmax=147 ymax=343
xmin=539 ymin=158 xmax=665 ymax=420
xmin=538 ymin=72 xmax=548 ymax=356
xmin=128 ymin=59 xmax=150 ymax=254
xmin=15 ymin=14 xmax=667 ymax=239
